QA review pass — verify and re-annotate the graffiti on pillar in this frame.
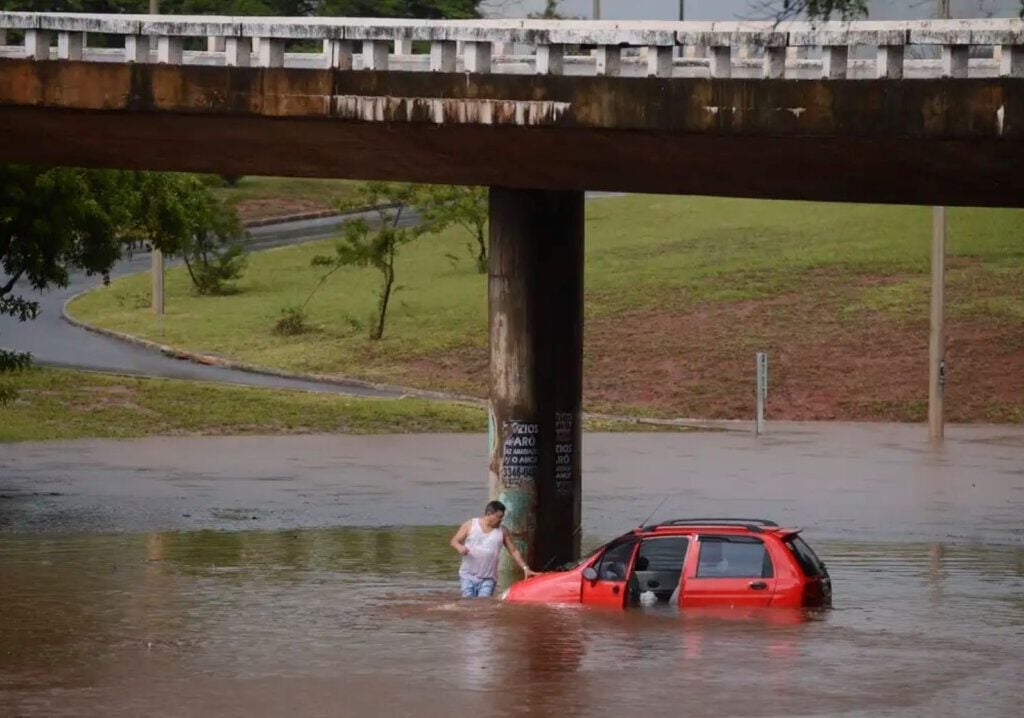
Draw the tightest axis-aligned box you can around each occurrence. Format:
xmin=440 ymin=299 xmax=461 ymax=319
xmin=501 ymin=420 xmax=539 ymax=486
xmin=555 ymin=412 xmax=574 ymax=497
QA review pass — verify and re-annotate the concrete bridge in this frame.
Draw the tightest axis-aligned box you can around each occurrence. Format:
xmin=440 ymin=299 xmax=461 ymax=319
xmin=1 ymin=12 xmax=1022 ymax=571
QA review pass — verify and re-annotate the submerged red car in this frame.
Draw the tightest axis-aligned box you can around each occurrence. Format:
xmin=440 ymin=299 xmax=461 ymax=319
xmin=502 ymin=518 xmax=831 ymax=609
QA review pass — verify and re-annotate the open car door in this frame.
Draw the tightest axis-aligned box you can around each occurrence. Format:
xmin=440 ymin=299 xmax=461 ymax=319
xmin=581 ymin=539 xmax=638 ymax=609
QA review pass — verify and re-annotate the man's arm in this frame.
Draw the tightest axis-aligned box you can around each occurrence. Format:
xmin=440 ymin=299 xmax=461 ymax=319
xmin=450 ymin=520 xmax=471 ymax=556
xmin=502 ymin=527 xmax=538 ymax=578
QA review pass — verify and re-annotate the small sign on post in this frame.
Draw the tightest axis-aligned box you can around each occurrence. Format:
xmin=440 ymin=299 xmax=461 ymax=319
xmin=755 ymin=352 xmax=768 ymax=435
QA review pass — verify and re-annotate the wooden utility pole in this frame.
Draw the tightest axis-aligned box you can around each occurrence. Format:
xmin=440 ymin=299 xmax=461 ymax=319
xmin=592 ymin=0 xmax=600 ymax=20
xmin=149 ymin=0 xmax=160 ymax=12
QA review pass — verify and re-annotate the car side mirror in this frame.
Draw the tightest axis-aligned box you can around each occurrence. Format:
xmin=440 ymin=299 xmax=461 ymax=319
xmin=582 ymin=567 xmax=598 ymax=581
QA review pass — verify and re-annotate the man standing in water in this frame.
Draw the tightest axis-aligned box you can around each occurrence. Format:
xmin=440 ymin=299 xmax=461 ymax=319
xmin=450 ymin=500 xmax=538 ymax=598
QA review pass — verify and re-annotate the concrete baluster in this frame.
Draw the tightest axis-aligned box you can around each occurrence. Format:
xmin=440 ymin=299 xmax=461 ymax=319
xmin=329 ymin=39 xmax=354 ymax=70
xmin=257 ymin=38 xmax=285 ymax=68
xmin=536 ymin=43 xmax=563 ymax=75
xmin=208 ymin=36 xmax=226 ymax=53
xmin=942 ymin=44 xmax=969 ymax=78
xmin=876 ymin=45 xmax=904 ymax=79
xmin=125 ymin=35 xmax=151 ymax=63
xmin=822 ymin=45 xmax=848 ymax=79
xmin=364 ymin=39 xmax=389 ymax=70
xmin=25 ymin=30 xmax=52 ymax=60
xmin=464 ymin=41 xmax=492 ymax=73
xmin=595 ymin=45 xmax=621 ymax=76
xmin=764 ymin=46 xmax=786 ymax=79
xmin=394 ymin=38 xmax=412 ymax=55
xmin=709 ymin=45 xmax=731 ymax=78
xmin=225 ymin=37 xmax=251 ymax=67
xmin=647 ymin=46 xmax=673 ymax=78
xmin=157 ymin=36 xmax=183 ymax=64
xmin=999 ymin=44 xmax=1022 ymax=77
xmin=430 ymin=40 xmax=456 ymax=71
xmin=58 ymin=32 xmax=84 ymax=61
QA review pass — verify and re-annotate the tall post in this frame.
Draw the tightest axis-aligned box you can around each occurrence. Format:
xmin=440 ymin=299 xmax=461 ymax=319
xmin=593 ymin=0 xmax=601 ymax=20
xmin=928 ymin=207 xmax=946 ymax=440
xmin=489 ymin=188 xmax=584 ymax=581
xmin=755 ymin=352 xmax=768 ymax=435
xmin=151 ymin=248 xmax=164 ymax=315
xmin=148 ymin=0 xmax=163 ymax=315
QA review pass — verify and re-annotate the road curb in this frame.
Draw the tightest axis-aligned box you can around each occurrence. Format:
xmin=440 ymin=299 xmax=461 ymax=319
xmin=59 ymin=297 xmax=740 ymax=430
xmin=59 ymin=296 xmax=488 ymax=405
xmin=58 ymin=209 xmax=740 ymax=432
xmin=240 ymin=202 xmax=401 ymax=229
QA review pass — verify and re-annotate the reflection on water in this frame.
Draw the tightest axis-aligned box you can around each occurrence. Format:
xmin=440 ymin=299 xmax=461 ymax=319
xmin=1 ymin=528 xmax=1022 ymax=717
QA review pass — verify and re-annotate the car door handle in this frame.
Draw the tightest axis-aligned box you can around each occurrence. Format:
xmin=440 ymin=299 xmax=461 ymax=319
xmin=748 ymin=581 xmax=768 ymax=590
xmin=611 ymin=585 xmax=620 ymax=595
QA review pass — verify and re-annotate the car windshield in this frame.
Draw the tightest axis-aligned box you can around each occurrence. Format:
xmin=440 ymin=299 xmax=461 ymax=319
xmin=551 ymin=544 xmax=604 ymax=572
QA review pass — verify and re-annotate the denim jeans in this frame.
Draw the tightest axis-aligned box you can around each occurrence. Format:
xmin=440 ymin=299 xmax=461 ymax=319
xmin=460 ymin=576 xmax=497 ymax=598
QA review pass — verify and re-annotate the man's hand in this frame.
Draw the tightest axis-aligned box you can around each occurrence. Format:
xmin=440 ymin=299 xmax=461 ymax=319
xmin=523 ymin=567 xmax=539 ymax=578
xmin=458 ymin=545 xmax=470 ymax=556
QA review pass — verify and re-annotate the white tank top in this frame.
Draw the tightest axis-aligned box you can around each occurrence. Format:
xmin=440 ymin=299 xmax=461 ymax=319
xmin=459 ymin=518 xmax=504 ymax=580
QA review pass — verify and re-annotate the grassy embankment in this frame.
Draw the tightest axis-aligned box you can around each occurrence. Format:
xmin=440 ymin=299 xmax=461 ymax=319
xmin=1 ymin=369 xmax=667 ymax=443
xmin=69 ymin=194 xmax=1024 ymax=423
xmin=211 ymin=176 xmax=362 ymax=222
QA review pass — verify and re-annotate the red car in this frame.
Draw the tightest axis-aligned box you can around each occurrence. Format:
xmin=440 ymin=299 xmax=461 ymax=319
xmin=502 ymin=518 xmax=831 ymax=609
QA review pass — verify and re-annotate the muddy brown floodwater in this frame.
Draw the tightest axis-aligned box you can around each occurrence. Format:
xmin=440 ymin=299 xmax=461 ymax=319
xmin=1 ymin=423 xmax=1023 ymax=717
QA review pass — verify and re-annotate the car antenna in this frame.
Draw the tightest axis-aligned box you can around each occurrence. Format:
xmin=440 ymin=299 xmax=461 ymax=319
xmin=638 ymin=495 xmax=672 ymax=528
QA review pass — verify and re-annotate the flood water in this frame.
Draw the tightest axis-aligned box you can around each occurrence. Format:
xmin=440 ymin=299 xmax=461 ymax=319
xmin=2 ymin=425 xmax=1023 ymax=717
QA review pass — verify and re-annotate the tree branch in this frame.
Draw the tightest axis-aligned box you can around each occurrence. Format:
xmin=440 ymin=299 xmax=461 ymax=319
xmin=0 ymin=268 xmax=24 ymax=297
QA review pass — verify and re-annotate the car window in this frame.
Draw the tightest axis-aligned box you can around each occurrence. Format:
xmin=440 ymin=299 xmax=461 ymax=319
xmin=595 ymin=540 xmax=637 ymax=581
xmin=696 ymin=536 xmax=773 ymax=578
xmin=637 ymin=537 xmax=688 ymax=572
xmin=785 ymin=535 xmax=824 ymax=577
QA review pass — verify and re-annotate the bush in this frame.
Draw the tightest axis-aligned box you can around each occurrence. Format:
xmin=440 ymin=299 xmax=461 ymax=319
xmin=184 ymin=239 xmax=247 ymax=296
xmin=273 ymin=305 xmax=310 ymax=336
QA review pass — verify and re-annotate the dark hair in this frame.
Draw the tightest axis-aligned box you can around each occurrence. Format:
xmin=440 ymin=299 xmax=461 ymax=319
xmin=484 ymin=500 xmax=506 ymax=515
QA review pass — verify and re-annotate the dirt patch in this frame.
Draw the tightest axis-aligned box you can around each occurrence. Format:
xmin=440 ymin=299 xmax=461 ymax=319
xmin=396 ymin=273 xmax=1024 ymax=422
xmin=231 ymin=197 xmax=333 ymax=223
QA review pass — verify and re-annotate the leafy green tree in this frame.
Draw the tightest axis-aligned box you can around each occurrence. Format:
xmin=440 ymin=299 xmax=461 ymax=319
xmin=417 ymin=185 xmax=488 ymax=273
xmin=311 ymin=182 xmax=423 ymax=341
xmin=0 ymin=166 xmax=139 ymax=401
xmin=135 ymin=173 xmax=247 ymax=296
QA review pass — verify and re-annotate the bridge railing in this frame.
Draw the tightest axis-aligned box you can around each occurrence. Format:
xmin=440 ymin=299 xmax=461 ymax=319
xmin=1 ymin=12 xmax=1021 ymax=79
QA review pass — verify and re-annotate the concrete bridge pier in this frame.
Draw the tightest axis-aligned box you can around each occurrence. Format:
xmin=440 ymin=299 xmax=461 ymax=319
xmin=488 ymin=188 xmax=584 ymax=579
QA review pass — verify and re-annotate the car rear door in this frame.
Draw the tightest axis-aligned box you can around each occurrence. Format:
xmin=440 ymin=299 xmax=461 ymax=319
xmin=681 ymin=535 xmax=777 ymax=608
xmin=580 ymin=539 xmax=638 ymax=609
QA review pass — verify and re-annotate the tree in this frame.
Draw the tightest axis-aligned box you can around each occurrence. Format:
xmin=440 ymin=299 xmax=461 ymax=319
xmin=1 ymin=166 xmax=139 ymax=401
xmin=416 ymin=185 xmax=488 ymax=273
xmin=311 ymin=182 xmax=423 ymax=341
xmin=528 ymin=0 xmax=564 ymax=18
xmin=763 ymin=0 xmax=1023 ymax=19
xmin=135 ymin=174 xmax=247 ymax=296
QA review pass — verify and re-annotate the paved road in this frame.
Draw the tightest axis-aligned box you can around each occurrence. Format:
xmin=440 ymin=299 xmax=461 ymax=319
xmin=1 ymin=193 xmax=622 ymax=395
xmin=0 ymin=212 xmax=418 ymax=397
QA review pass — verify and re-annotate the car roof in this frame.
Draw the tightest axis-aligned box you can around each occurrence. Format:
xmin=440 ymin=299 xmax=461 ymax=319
xmin=634 ymin=518 xmax=801 ymax=536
